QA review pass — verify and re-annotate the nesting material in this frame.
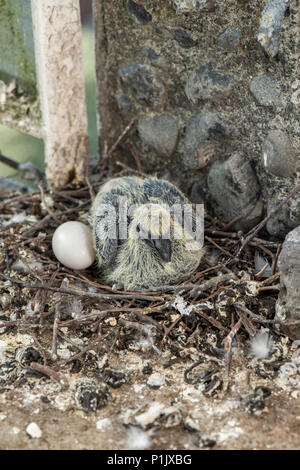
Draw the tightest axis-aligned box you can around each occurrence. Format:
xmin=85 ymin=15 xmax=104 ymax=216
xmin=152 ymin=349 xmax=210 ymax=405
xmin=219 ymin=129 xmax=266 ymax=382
xmin=250 ymin=332 xmax=274 ymax=359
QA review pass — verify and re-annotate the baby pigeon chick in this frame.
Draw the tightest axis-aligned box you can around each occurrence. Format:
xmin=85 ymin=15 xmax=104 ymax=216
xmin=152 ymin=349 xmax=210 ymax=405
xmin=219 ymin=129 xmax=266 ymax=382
xmin=89 ymin=176 xmax=204 ymax=290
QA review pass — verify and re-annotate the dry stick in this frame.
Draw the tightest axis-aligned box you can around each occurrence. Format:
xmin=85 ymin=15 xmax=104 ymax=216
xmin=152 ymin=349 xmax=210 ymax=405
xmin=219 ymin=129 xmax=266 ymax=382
xmin=159 ymin=316 xmax=181 ymax=349
xmin=255 ymin=262 xmax=270 ymax=280
xmin=0 ymin=273 xmax=164 ymax=302
xmin=51 ymin=304 xmax=61 ymax=361
xmin=232 ymin=302 xmax=300 ymax=326
xmin=223 ymin=318 xmax=242 ymax=352
xmin=85 ymin=175 xmax=96 ymax=200
xmin=234 ymin=306 xmax=257 ymax=337
xmin=39 ymin=182 xmax=58 ymax=220
xmin=23 ymin=201 xmax=90 ymax=237
xmin=116 ymin=160 xmax=149 ymax=178
xmin=137 ymin=273 xmax=234 ymax=294
xmin=29 ymin=362 xmax=67 ymax=385
xmin=235 ymin=184 xmax=300 ymax=259
xmin=194 ymin=309 xmax=228 ymax=332
xmin=64 ymin=335 xmax=107 ymax=363
xmin=107 ymin=119 xmax=135 ymax=156
xmin=205 ymin=235 xmax=236 ymax=259
xmin=127 ymin=143 xmax=143 ymax=173
xmin=206 ymin=229 xmax=279 ymax=248
xmin=189 ymin=263 xmax=228 ymax=282
xmin=259 ymin=272 xmax=280 ymax=286
xmin=223 ymin=216 xmax=244 ymax=231
xmin=258 ymin=284 xmax=280 ymax=292
xmin=272 ymin=244 xmax=282 ymax=275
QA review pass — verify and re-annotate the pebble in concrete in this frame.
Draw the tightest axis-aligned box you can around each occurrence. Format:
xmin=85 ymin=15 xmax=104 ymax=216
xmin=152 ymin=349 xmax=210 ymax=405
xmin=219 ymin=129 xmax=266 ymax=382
xmin=250 ymin=74 xmax=281 ymax=107
xmin=147 ymin=373 xmax=165 ymax=389
xmin=173 ymin=0 xmax=209 ymax=12
xmin=115 ymin=93 xmax=133 ymax=114
xmin=138 ymin=114 xmax=179 ymax=157
xmin=276 ymin=225 xmax=300 ymax=339
xmin=262 ymin=130 xmax=296 ymax=177
xmin=118 ymin=64 xmax=167 ymax=109
xmin=169 ymin=28 xmax=198 ymax=48
xmin=26 ymin=422 xmax=42 ymax=439
xmin=266 ymin=199 xmax=294 ymax=239
xmin=207 ymin=153 xmax=264 ymax=231
xmin=218 ymin=26 xmax=241 ymax=51
xmin=185 ymin=62 xmax=234 ymax=104
xmin=258 ymin=0 xmax=288 ymax=58
xmin=183 ymin=112 xmax=232 ymax=170
xmin=127 ymin=0 xmax=152 ymax=24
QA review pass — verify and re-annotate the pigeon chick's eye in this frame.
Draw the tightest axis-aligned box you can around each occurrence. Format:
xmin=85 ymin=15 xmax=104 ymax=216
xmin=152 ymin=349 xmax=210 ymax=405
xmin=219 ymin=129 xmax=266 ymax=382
xmin=136 ymin=224 xmax=140 ymax=233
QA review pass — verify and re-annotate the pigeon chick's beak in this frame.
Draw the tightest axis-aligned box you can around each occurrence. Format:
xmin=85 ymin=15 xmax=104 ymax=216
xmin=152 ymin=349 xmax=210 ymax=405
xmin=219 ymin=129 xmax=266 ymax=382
xmin=145 ymin=238 xmax=172 ymax=262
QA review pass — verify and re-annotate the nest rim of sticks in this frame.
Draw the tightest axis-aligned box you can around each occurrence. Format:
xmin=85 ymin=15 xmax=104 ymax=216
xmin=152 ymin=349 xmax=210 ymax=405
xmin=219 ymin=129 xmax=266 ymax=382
xmin=0 ymin=167 xmax=299 ymax=393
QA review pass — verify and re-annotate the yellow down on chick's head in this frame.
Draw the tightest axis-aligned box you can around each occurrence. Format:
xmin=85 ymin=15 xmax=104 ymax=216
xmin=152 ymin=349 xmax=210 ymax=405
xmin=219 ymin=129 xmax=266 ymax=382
xmin=89 ymin=176 xmax=204 ymax=291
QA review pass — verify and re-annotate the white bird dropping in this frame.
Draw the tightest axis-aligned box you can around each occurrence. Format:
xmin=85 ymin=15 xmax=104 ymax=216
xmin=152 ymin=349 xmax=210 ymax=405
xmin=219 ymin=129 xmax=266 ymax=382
xmin=52 ymin=221 xmax=95 ymax=270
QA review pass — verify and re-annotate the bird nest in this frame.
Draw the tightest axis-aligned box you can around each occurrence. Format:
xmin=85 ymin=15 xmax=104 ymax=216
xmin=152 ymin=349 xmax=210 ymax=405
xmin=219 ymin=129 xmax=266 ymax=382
xmin=0 ymin=172 xmax=300 ymax=449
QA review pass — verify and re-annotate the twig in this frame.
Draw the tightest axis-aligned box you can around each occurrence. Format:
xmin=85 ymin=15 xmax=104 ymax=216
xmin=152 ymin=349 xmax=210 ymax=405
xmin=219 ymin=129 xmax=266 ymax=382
xmin=259 ymin=272 xmax=280 ymax=286
xmin=223 ymin=216 xmax=244 ymax=231
xmin=64 ymin=334 xmax=106 ymax=363
xmin=85 ymin=175 xmax=96 ymax=200
xmin=234 ymin=305 xmax=257 ymax=336
xmin=116 ymin=160 xmax=149 ymax=177
xmin=223 ymin=318 xmax=242 ymax=352
xmin=205 ymin=236 xmax=236 ymax=259
xmin=272 ymin=244 xmax=282 ymax=275
xmin=235 ymin=184 xmax=300 ymax=259
xmin=159 ymin=316 xmax=181 ymax=349
xmin=258 ymin=284 xmax=280 ymax=292
xmin=51 ymin=304 xmax=61 ymax=361
xmin=135 ymin=273 xmax=234 ymax=294
xmin=0 ymin=273 xmax=165 ymax=302
xmin=255 ymin=262 xmax=270 ymax=280
xmin=108 ymin=119 xmax=135 ymax=155
xmin=29 ymin=362 xmax=67 ymax=385
xmin=39 ymin=182 xmax=57 ymax=220
xmin=194 ymin=309 xmax=228 ymax=332
xmin=127 ymin=143 xmax=143 ymax=173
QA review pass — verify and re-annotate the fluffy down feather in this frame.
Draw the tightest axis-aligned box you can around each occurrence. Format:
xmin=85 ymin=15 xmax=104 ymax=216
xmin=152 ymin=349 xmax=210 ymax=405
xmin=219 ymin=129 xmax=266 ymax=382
xmin=89 ymin=176 xmax=204 ymax=290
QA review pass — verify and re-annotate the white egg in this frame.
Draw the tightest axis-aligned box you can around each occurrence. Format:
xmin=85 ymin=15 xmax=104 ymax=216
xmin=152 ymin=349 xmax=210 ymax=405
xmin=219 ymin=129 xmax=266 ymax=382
xmin=52 ymin=221 xmax=95 ymax=270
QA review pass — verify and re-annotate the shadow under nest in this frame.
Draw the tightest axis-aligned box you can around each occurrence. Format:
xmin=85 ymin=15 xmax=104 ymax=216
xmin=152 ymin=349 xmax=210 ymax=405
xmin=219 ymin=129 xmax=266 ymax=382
xmin=0 ymin=170 xmax=292 ymax=404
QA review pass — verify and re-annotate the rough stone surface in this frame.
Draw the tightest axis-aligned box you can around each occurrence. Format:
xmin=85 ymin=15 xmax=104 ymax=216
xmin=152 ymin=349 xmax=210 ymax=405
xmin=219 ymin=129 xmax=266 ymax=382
xmin=207 ymin=153 xmax=264 ymax=231
xmin=169 ymin=28 xmax=198 ymax=48
xmin=266 ymin=199 xmax=295 ymax=238
xmin=118 ymin=64 xmax=167 ymax=109
xmin=94 ymin=0 xmax=299 ymax=237
xmin=173 ymin=0 xmax=209 ymax=12
xmin=138 ymin=114 xmax=179 ymax=157
xmin=218 ymin=26 xmax=241 ymax=51
xmin=262 ymin=130 xmax=296 ymax=177
xmin=276 ymin=226 xmax=300 ymax=339
xmin=144 ymin=47 xmax=168 ymax=70
xmin=127 ymin=0 xmax=152 ymax=24
xmin=185 ymin=62 xmax=234 ymax=104
xmin=258 ymin=0 xmax=288 ymax=58
xmin=250 ymin=75 xmax=281 ymax=107
xmin=183 ymin=112 xmax=232 ymax=170
xmin=115 ymin=93 xmax=133 ymax=114
xmin=190 ymin=180 xmax=207 ymax=204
